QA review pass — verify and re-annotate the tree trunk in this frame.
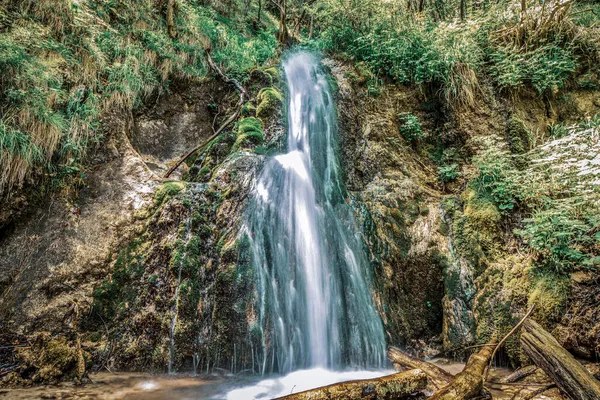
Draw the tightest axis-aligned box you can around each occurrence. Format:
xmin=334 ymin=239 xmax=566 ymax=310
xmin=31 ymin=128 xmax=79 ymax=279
xmin=257 ymin=0 xmax=262 ymax=24
xmin=387 ymin=347 xmax=454 ymax=389
xmin=275 ymin=369 xmax=427 ymax=400
xmin=520 ymin=319 xmax=600 ymax=400
xmin=166 ymin=0 xmax=176 ymax=39
xmin=429 ymin=339 xmax=497 ymax=400
xmin=278 ymin=0 xmax=288 ymax=45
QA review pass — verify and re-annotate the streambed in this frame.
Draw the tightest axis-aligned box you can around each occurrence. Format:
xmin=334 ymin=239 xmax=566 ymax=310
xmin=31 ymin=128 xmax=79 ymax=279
xmin=1 ymin=363 xmax=560 ymax=400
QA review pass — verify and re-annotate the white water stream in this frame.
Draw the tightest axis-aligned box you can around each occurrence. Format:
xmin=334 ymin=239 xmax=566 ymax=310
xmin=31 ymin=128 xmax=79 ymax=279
xmin=230 ymin=51 xmax=388 ymax=398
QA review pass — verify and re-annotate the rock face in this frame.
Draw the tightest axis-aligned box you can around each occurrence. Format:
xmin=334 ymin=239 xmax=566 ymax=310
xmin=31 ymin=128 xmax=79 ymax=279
xmin=327 ymin=59 xmax=448 ymax=354
xmin=2 ymin=53 xmax=600 ymax=383
xmin=0 ymin=112 xmax=157 ymax=334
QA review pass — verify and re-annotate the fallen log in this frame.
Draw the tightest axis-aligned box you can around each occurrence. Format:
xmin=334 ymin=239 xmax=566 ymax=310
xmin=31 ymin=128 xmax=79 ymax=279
xmin=275 ymin=369 xmax=427 ymax=400
xmin=387 ymin=347 xmax=453 ymax=389
xmin=510 ymin=384 xmax=556 ymax=400
xmin=429 ymin=339 xmax=497 ymax=400
xmin=520 ymin=319 xmax=600 ymax=400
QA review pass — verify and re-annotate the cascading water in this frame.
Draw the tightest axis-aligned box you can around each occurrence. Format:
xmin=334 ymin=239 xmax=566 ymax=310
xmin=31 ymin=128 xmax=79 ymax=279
xmin=244 ymin=51 xmax=386 ymax=376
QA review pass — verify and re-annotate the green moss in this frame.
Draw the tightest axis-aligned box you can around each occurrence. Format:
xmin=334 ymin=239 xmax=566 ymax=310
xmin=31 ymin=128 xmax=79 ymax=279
xmin=232 ymin=117 xmax=264 ymax=151
xmin=256 ymin=87 xmax=283 ymax=119
xmin=154 ymin=181 xmax=186 ymax=205
xmin=453 ymin=190 xmax=501 ymax=275
xmin=528 ymin=273 xmax=570 ymax=329
xmin=507 ymin=116 xmax=531 ymax=154
xmin=263 ymin=67 xmax=280 ymax=81
xmin=241 ymin=102 xmax=257 ymax=117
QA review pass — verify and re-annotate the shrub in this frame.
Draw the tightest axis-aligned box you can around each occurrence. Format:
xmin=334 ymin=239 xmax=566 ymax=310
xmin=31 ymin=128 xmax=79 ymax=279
xmin=489 ymin=43 xmax=577 ymax=94
xmin=0 ymin=0 xmax=278 ymax=198
xmin=438 ymin=163 xmax=459 ymax=183
xmin=515 ymin=199 xmax=600 ymax=274
xmin=398 ymin=112 xmax=423 ymax=142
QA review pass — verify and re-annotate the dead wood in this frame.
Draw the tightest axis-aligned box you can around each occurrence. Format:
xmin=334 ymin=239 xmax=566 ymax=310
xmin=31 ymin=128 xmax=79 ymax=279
xmin=499 ymin=365 xmax=538 ymax=384
xmin=387 ymin=347 xmax=453 ymax=389
xmin=275 ymin=369 xmax=427 ymax=400
xmin=521 ymin=319 xmax=600 ymax=400
xmin=429 ymin=339 xmax=497 ymax=400
xmin=510 ymin=384 xmax=556 ymax=400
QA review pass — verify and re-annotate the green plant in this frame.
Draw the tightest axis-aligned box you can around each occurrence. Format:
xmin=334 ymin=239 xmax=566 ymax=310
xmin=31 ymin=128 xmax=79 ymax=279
xmin=472 ymin=139 xmax=518 ymax=213
xmin=515 ymin=200 xmax=599 ymax=274
xmin=489 ymin=43 xmax=577 ymax=94
xmin=398 ymin=112 xmax=423 ymax=142
xmin=0 ymin=0 xmax=278 ymax=200
xmin=548 ymin=123 xmax=570 ymax=138
xmin=438 ymin=163 xmax=459 ymax=183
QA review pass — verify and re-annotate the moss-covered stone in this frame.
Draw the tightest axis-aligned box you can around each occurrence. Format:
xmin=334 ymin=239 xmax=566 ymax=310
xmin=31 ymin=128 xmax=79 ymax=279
xmin=232 ymin=117 xmax=264 ymax=152
xmin=256 ymin=87 xmax=283 ymax=119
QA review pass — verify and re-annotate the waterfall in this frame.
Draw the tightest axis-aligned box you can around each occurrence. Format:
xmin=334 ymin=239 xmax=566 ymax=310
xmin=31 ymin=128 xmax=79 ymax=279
xmin=244 ymin=51 xmax=386 ymax=375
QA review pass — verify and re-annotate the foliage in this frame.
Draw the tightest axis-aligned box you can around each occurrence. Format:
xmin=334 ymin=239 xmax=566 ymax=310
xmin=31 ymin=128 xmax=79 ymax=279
xmin=471 ymin=138 xmax=519 ymax=214
xmin=438 ymin=163 xmax=459 ymax=183
xmin=489 ymin=43 xmax=577 ymax=94
xmin=311 ymin=0 xmax=597 ymax=105
xmin=398 ymin=112 xmax=424 ymax=142
xmin=516 ymin=199 xmax=600 ymax=274
xmin=0 ymin=0 xmax=278 ymax=196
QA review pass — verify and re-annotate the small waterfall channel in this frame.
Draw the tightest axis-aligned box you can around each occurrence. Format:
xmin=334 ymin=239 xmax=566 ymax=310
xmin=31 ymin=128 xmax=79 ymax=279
xmin=168 ymin=209 xmax=193 ymax=374
xmin=243 ymin=51 xmax=387 ymax=378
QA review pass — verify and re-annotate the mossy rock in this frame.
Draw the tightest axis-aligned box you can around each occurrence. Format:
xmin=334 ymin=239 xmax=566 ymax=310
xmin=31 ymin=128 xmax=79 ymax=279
xmin=453 ymin=189 xmax=501 ymax=274
xmin=507 ymin=116 xmax=531 ymax=154
xmin=241 ymin=102 xmax=257 ymax=117
xmin=528 ymin=273 xmax=570 ymax=329
xmin=256 ymin=87 xmax=283 ymax=119
xmin=263 ymin=67 xmax=280 ymax=81
xmin=232 ymin=117 xmax=264 ymax=151
xmin=154 ymin=181 xmax=186 ymax=205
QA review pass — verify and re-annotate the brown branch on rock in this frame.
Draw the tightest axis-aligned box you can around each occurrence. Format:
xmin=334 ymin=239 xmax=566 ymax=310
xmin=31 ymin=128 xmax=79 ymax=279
xmin=429 ymin=339 xmax=497 ymax=400
xmin=498 ymin=365 xmax=538 ymax=384
xmin=164 ymin=49 xmax=249 ymax=179
xmin=520 ymin=319 xmax=600 ymax=400
xmin=484 ymin=304 xmax=536 ymax=381
xmin=387 ymin=347 xmax=454 ymax=389
xmin=275 ymin=369 xmax=428 ymax=400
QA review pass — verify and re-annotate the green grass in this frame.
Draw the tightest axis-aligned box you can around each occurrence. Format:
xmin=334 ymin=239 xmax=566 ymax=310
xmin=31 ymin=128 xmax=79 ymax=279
xmin=0 ymin=0 xmax=279 ymax=197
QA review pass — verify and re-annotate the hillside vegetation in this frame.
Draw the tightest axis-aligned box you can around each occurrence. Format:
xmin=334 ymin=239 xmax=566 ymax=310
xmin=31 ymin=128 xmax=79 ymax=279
xmin=1 ymin=0 xmax=600 ymax=390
